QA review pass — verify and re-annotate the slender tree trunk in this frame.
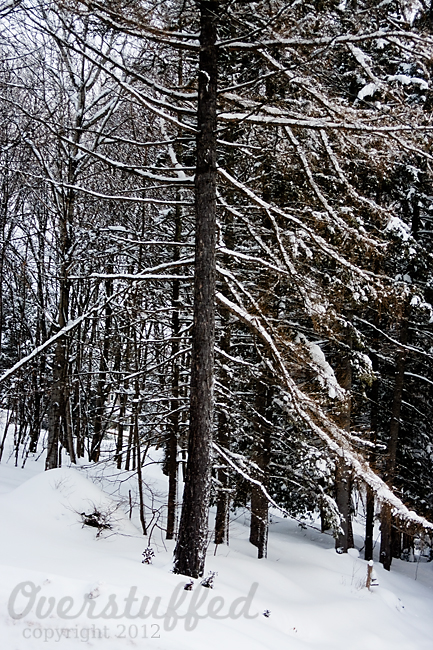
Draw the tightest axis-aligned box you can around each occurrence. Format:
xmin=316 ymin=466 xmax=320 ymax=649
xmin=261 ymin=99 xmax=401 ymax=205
xmin=391 ymin=522 xmax=402 ymax=559
xmin=166 ymin=202 xmax=182 ymax=540
xmin=380 ymin=317 xmax=408 ymax=570
xmin=0 ymin=409 xmax=12 ymax=462
xmin=125 ymin=424 xmax=133 ymax=472
xmin=90 ymin=274 xmax=113 ymax=462
xmin=380 ymin=502 xmax=393 ymax=570
xmin=403 ymin=532 xmax=414 ymax=558
xmin=65 ymin=392 xmax=77 ymax=464
xmin=365 ymin=316 xmax=379 ymax=560
xmin=335 ymin=462 xmax=354 ymax=552
xmin=133 ymin=383 xmax=147 ymax=536
xmin=214 ymin=191 xmax=234 ymax=548
xmin=335 ymin=340 xmax=354 ymax=552
xmin=249 ymin=373 xmax=272 ymax=559
xmin=74 ymin=321 xmax=84 ymax=458
xmin=214 ymin=412 xmax=230 ymax=547
xmin=116 ymin=393 xmax=126 ymax=470
xmin=46 ymin=157 xmax=77 ymax=469
xmin=214 ymin=311 xmax=231 ymax=546
xmin=365 ymin=486 xmax=375 ymax=560
xmin=173 ymin=0 xmax=218 ymax=578
xmin=116 ymin=326 xmax=130 ymax=469
xmin=29 ymin=221 xmax=48 ymax=454
xmin=250 ymin=488 xmax=269 ymax=559
xmin=46 ymin=268 xmax=69 ymax=470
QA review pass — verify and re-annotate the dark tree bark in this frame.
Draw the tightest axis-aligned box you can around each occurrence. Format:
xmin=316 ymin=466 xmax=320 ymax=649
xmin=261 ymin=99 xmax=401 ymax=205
xmin=249 ymin=373 xmax=272 ymax=559
xmin=335 ymin=342 xmax=354 ymax=553
xmin=133 ymin=382 xmax=147 ymax=536
xmin=380 ymin=317 xmax=408 ymax=570
xmin=45 ymin=236 xmax=70 ymax=470
xmin=335 ymin=462 xmax=354 ymax=552
xmin=365 ymin=316 xmax=379 ymax=561
xmin=173 ymin=0 xmax=218 ymax=578
xmin=116 ymin=391 xmax=126 ymax=469
xmin=365 ymin=485 xmax=375 ymax=561
xmin=29 ymin=213 xmax=48 ymax=455
xmin=46 ymin=115 xmax=80 ymax=469
xmin=391 ymin=521 xmax=402 ymax=559
xmin=214 ymin=310 xmax=231 ymax=546
xmin=403 ymin=532 xmax=414 ymax=557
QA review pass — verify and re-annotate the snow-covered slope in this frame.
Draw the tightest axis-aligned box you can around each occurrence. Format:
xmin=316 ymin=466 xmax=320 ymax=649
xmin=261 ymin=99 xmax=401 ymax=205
xmin=0 ymin=441 xmax=432 ymax=650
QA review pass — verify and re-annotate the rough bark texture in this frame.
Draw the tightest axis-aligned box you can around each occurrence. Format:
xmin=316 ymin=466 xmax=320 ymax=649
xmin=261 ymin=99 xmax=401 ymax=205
xmin=250 ymin=487 xmax=269 ymax=559
xmin=173 ymin=1 xmax=217 ymax=578
xmin=335 ymin=462 xmax=354 ymax=552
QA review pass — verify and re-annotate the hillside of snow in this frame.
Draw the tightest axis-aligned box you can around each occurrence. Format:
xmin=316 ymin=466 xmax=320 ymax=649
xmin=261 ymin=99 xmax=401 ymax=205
xmin=0 ymin=428 xmax=432 ymax=650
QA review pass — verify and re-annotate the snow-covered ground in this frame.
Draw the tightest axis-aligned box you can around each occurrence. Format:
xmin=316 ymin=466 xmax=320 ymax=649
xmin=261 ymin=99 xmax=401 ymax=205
xmin=0 ymin=416 xmax=432 ymax=649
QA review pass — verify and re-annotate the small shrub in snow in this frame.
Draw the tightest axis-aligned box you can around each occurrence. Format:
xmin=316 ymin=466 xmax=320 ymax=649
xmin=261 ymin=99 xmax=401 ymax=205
xmin=200 ymin=571 xmax=217 ymax=588
xmin=80 ymin=508 xmax=112 ymax=536
xmin=184 ymin=579 xmax=194 ymax=591
xmin=87 ymin=586 xmax=101 ymax=599
xmin=142 ymin=547 xmax=155 ymax=564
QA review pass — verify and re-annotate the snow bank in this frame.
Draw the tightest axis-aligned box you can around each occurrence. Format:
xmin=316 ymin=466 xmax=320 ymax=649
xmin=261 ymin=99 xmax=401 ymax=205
xmin=0 ymin=452 xmax=432 ymax=649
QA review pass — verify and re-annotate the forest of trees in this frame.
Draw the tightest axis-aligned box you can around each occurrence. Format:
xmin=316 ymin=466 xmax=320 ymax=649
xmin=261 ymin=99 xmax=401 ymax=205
xmin=1 ymin=0 xmax=433 ymax=578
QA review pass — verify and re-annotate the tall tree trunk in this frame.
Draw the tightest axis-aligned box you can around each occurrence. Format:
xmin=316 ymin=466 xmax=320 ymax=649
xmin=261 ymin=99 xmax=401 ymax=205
xmin=115 ymin=324 xmax=130 ymax=469
xmin=214 ymin=184 xmax=235 ymax=548
xmin=214 ymin=311 xmax=231 ymax=546
xmin=46 ymin=145 xmax=78 ymax=469
xmin=380 ymin=317 xmax=408 ymax=570
xmin=133 ymin=380 xmax=147 ymax=536
xmin=365 ymin=315 xmax=379 ymax=561
xmin=335 ymin=462 xmax=354 ymax=552
xmin=365 ymin=486 xmax=375 ymax=560
xmin=29 ymin=216 xmax=48 ymax=454
xmin=249 ymin=373 xmax=272 ymax=559
xmin=173 ymin=0 xmax=218 ymax=578
xmin=45 ymin=257 xmax=69 ymax=470
xmin=335 ymin=340 xmax=354 ymax=553
xmin=74 ymin=322 xmax=84 ymax=458
xmin=166 ymin=201 xmax=182 ymax=540
xmin=90 ymin=273 xmax=113 ymax=462
xmin=116 ymin=392 xmax=126 ymax=470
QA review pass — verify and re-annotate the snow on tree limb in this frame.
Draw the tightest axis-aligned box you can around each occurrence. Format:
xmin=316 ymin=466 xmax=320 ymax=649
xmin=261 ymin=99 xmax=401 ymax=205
xmin=0 ymin=290 xmax=124 ymax=385
xmin=217 ymin=166 xmax=386 ymax=286
xmin=215 ymin=291 xmax=433 ymax=534
xmin=218 ymin=111 xmax=433 ymax=133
